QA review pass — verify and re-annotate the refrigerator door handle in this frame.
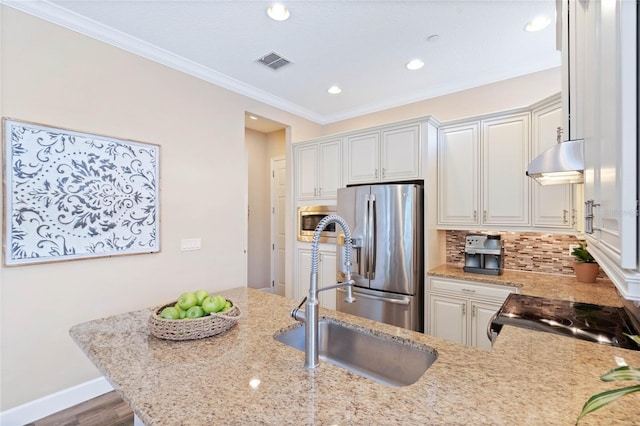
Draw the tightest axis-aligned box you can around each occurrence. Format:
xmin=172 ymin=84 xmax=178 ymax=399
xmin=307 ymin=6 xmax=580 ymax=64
xmin=368 ymin=194 xmax=376 ymax=280
xmin=363 ymin=194 xmax=370 ymax=279
xmin=342 ymin=288 xmax=411 ymax=305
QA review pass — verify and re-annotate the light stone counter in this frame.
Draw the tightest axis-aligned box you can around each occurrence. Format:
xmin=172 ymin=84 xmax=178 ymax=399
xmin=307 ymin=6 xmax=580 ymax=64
xmin=70 ymin=286 xmax=640 ymax=426
xmin=428 ymin=264 xmax=624 ymax=306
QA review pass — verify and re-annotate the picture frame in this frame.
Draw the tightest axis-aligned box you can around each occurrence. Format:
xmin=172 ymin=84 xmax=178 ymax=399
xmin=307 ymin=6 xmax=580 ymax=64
xmin=3 ymin=118 xmax=160 ymax=266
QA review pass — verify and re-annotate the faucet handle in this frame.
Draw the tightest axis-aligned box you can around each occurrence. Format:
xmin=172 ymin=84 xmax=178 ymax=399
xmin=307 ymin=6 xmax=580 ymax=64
xmin=296 ymin=296 xmax=307 ymax=310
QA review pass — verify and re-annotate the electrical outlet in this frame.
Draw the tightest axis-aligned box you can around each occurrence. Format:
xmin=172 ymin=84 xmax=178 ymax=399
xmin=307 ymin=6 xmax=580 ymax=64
xmin=569 ymin=244 xmax=580 ymax=256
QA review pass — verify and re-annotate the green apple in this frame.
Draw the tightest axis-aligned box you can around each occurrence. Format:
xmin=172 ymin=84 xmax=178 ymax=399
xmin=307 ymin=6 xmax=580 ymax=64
xmin=186 ymin=305 xmax=205 ymax=319
xmin=202 ymin=295 xmax=225 ymax=313
xmin=222 ymin=301 xmax=233 ymax=312
xmin=176 ymin=292 xmax=198 ymax=310
xmin=159 ymin=306 xmax=180 ymax=319
xmin=194 ymin=290 xmax=209 ymax=306
xmin=173 ymin=304 xmax=187 ymax=319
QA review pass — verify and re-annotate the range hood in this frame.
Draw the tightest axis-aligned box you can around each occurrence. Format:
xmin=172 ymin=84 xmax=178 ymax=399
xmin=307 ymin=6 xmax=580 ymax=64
xmin=526 ymin=139 xmax=584 ymax=185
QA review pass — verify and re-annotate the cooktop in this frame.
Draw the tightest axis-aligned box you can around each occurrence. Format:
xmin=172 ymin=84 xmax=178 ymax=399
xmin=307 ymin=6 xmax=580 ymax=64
xmin=491 ymin=293 xmax=640 ymax=351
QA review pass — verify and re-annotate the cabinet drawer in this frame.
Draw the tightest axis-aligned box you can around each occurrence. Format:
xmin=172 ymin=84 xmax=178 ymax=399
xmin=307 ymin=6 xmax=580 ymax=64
xmin=428 ymin=277 xmax=517 ymax=301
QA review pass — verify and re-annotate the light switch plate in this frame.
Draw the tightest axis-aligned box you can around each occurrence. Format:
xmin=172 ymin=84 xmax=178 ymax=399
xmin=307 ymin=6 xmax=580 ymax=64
xmin=181 ymin=238 xmax=201 ymax=251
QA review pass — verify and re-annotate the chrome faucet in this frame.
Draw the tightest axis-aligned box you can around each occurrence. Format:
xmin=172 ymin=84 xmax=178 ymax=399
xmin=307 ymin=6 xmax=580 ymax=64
xmin=291 ymin=214 xmax=355 ymax=369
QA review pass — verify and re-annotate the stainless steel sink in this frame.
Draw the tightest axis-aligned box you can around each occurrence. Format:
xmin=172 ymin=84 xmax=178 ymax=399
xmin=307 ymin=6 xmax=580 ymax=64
xmin=274 ymin=318 xmax=437 ymax=387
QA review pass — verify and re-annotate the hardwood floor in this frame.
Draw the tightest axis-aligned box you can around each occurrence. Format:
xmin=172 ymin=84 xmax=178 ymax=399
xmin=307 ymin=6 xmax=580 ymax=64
xmin=26 ymin=391 xmax=133 ymax=426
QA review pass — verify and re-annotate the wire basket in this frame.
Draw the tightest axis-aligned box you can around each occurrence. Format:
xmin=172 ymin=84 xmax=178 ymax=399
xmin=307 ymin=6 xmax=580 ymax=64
xmin=148 ymin=299 xmax=241 ymax=341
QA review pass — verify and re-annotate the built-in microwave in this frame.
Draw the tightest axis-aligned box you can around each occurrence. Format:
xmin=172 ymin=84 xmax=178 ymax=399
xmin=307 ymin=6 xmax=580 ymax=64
xmin=297 ymin=206 xmax=337 ymax=243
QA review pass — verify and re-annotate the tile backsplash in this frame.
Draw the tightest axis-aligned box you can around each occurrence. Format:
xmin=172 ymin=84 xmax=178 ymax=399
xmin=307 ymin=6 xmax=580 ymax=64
xmin=445 ymin=230 xmax=606 ymax=278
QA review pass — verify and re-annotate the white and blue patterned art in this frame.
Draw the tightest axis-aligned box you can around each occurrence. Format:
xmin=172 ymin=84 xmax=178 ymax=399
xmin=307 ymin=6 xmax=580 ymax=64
xmin=3 ymin=119 xmax=160 ymax=265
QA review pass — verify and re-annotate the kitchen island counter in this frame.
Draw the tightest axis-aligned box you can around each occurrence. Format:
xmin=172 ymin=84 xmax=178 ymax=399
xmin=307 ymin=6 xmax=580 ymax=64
xmin=70 ymin=287 xmax=639 ymax=425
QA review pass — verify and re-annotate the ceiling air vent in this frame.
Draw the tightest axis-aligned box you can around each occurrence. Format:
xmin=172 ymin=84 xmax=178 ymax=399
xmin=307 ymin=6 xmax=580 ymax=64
xmin=256 ymin=52 xmax=291 ymax=70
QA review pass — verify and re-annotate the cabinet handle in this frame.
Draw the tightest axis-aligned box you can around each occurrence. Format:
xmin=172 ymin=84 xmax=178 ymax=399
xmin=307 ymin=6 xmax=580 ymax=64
xmin=563 ymin=209 xmax=568 ymax=223
xmin=483 ymin=210 xmax=487 ymax=222
xmin=462 ymin=288 xmax=476 ymax=293
xmin=584 ymin=200 xmax=600 ymax=234
xmin=472 ymin=306 xmax=477 ymax=318
xmin=314 ymin=188 xmax=318 ymax=197
xmin=473 ymin=210 xmax=477 ymax=221
xmin=319 ymin=187 xmax=322 ymax=196
xmin=382 ymin=168 xmax=386 ymax=178
xmin=375 ymin=168 xmax=378 ymax=178
xmin=462 ymin=304 xmax=466 ymax=316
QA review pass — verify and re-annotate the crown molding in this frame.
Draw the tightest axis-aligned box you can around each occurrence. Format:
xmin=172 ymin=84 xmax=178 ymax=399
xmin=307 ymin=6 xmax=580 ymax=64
xmin=1 ymin=0 xmax=325 ymax=124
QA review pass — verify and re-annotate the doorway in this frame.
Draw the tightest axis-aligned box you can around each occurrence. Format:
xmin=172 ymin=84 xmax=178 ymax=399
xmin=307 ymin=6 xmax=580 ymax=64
xmin=244 ymin=113 xmax=287 ymax=293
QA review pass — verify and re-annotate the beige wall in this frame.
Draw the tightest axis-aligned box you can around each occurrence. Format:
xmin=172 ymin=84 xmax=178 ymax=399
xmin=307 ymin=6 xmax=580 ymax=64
xmin=322 ymin=67 xmax=561 ymax=135
xmin=0 ymin=7 xmax=321 ymax=410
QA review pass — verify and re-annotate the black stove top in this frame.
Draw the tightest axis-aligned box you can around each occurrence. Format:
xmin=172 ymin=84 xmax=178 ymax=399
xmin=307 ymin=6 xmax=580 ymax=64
xmin=491 ymin=294 xmax=640 ymax=351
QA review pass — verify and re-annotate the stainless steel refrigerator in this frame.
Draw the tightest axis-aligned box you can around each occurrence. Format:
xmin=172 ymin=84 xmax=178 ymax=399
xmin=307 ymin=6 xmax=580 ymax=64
xmin=336 ymin=182 xmax=424 ymax=332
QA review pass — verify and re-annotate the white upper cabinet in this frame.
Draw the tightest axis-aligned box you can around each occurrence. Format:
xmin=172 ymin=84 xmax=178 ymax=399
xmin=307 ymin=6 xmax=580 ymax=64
xmin=577 ymin=0 xmax=639 ymax=300
xmin=294 ymin=138 xmax=342 ymax=200
xmin=438 ymin=112 xmax=530 ymax=229
xmin=482 ymin=113 xmax=530 ymax=226
xmin=437 ymin=122 xmax=480 ymax=226
xmin=530 ymin=97 xmax=574 ymax=229
xmin=345 ymin=123 xmax=420 ymax=184
xmin=344 ymin=131 xmax=380 ymax=184
xmin=380 ymin=124 xmax=421 ymax=181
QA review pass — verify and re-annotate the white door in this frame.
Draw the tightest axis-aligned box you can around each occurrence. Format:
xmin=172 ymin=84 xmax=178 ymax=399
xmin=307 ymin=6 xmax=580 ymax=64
xmin=271 ymin=157 xmax=286 ymax=296
xmin=428 ymin=294 xmax=467 ymax=345
xmin=470 ymin=300 xmax=502 ymax=352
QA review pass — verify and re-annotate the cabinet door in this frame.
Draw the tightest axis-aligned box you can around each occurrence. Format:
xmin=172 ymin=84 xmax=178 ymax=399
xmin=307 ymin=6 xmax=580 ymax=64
xmin=318 ymin=251 xmax=337 ymax=310
xmin=470 ymin=300 xmax=503 ymax=352
xmin=297 ymin=249 xmax=312 ymax=302
xmin=345 ymin=132 xmax=380 ymax=184
xmin=582 ymin=0 xmax=638 ymax=299
xmin=437 ymin=123 xmax=480 ymax=227
xmin=531 ymin=100 xmax=573 ymax=229
xmin=381 ymin=124 xmax=420 ymax=181
xmin=482 ymin=113 xmax=531 ymax=226
xmin=295 ymin=144 xmax=318 ymax=200
xmin=428 ymin=294 xmax=466 ymax=345
xmin=318 ymin=140 xmax=341 ymax=199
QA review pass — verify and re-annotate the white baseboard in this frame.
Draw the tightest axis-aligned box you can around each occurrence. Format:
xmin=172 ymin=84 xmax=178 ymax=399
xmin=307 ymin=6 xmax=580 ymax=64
xmin=0 ymin=377 xmax=113 ymax=426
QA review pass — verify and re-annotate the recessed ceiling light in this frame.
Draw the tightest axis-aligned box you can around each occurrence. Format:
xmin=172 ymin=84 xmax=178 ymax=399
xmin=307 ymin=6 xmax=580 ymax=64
xmin=525 ymin=15 xmax=551 ymax=32
xmin=328 ymin=86 xmax=342 ymax=94
xmin=267 ymin=3 xmax=290 ymax=21
xmin=249 ymin=115 xmax=258 ymax=120
xmin=406 ymin=59 xmax=424 ymax=70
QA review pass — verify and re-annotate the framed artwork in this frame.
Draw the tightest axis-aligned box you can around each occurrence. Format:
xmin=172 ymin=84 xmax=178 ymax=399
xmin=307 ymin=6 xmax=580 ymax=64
xmin=3 ymin=118 xmax=160 ymax=266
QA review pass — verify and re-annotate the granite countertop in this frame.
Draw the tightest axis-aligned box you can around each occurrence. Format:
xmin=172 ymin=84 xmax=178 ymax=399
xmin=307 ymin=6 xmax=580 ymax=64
xmin=428 ymin=264 xmax=624 ymax=306
xmin=71 ymin=284 xmax=640 ymax=425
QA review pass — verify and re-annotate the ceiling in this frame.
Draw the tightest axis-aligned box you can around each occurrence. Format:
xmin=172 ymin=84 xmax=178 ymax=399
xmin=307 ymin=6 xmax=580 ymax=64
xmin=7 ymin=0 xmax=560 ymax=131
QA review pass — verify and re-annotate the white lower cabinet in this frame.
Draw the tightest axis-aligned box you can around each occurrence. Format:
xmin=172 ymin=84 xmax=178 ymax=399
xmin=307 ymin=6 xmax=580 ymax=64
xmin=297 ymin=248 xmax=338 ymax=310
xmin=427 ymin=276 xmax=517 ymax=351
